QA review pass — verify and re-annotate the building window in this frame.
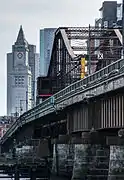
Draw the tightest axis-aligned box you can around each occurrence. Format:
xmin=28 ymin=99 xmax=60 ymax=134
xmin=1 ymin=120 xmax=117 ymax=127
xmin=29 ymin=77 xmax=31 ymax=86
xmin=47 ymin=49 xmax=50 ymax=58
xmin=15 ymin=76 xmax=25 ymax=86
xmin=117 ymin=5 xmax=122 ymax=21
xmin=104 ymin=21 xmax=108 ymax=28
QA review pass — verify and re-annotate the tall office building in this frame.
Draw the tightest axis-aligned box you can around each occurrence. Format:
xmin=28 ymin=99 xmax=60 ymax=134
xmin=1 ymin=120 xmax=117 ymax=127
xmin=95 ymin=1 xmax=122 ymax=28
xmin=94 ymin=1 xmax=122 ymax=71
xmin=40 ymin=28 xmax=56 ymax=76
xmin=7 ymin=26 xmax=39 ymax=116
xmin=28 ymin=45 xmax=40 ymax=105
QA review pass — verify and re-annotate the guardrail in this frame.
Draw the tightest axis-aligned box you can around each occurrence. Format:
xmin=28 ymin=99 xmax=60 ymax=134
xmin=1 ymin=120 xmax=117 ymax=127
xmin=2 ymin=58 xmax=124 ymax=143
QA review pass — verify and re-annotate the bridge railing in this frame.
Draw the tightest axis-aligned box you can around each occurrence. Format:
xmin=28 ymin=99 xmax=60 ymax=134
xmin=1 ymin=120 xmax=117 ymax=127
xmin=54 ymin=58 xmax=124 ymax=101
xmin=22 ymin=57 xmax=124 ymax=122
xmin=2 ymin=58 xmax=124 ymax=143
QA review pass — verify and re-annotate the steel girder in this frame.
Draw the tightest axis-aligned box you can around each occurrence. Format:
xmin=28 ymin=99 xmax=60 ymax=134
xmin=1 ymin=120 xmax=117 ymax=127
xmin=47 ymin=27 xmax=122 ymax=92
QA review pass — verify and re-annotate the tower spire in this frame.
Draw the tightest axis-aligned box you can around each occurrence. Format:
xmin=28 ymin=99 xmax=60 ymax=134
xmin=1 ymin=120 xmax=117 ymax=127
xmin=15 ymin=25 xmax=28 ymax=46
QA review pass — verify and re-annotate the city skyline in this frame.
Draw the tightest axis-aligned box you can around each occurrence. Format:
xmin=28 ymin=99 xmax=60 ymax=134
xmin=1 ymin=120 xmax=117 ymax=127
xmin=0 ymin=0 xmax=121 ymax=115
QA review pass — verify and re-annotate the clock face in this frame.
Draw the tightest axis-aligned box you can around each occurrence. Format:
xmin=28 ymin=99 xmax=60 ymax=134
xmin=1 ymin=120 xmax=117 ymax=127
xmin=17 ymin=52 xmax=23 ymax=59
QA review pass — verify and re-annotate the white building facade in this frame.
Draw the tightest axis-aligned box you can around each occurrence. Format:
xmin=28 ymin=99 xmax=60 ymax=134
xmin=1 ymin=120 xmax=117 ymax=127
xmin=7 ymin=26 xmax=39 ymax=116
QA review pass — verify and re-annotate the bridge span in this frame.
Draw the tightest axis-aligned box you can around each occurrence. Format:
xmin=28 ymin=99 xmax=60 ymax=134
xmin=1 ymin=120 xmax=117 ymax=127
xmin=1 ymin=27 xmax=124 ymax=179
xmin=1 ymin=57 xmax=124 ymax=179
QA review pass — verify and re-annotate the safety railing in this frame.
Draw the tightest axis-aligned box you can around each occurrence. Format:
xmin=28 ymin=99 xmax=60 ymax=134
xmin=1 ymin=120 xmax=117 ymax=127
xmin=53 ymin=58 xmax=124 ymax=102
xmin=2 ymin=58 xmax=124 ymax=143
xmin=23 ymin=58 xmax=124 ymax=122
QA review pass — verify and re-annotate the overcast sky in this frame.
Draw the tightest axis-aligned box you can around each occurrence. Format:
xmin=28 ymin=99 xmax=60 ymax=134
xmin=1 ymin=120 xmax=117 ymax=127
xmin=0 ymin=0 xmax=121 ymax=116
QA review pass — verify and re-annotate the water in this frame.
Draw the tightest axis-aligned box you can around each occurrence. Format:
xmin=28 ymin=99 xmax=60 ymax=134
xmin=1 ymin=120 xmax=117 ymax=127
xmin=0 ymin=174 xmax=29 ymax=180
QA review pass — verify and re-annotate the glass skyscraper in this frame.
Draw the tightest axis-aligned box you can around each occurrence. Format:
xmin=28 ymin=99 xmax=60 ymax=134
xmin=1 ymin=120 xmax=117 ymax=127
xmin=40 ymin=28 xmax=56 ymax=76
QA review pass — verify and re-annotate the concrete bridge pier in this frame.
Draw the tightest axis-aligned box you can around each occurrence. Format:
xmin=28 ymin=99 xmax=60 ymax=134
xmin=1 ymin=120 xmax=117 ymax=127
xmin=89 ymin=144 xmax=109 ymax=180
xmin=14 ymin=166 xmax=19 ymax=180
xmin=88 ymin=131 xmax=110 ymax=180
xmin=30 ymin=168 xmax=36 ymax=180
xmin=108 ymin=129 xmax=124 ymax=180
xmin=71 ymin=132 xmax=91 ymax=180
xmin=71 ymin=131 xmax=110 ymax=180
xmin=52 ymin=135 xmax=74 ymax=178
xmin=51 ymin=132 xmax=110 ymax=179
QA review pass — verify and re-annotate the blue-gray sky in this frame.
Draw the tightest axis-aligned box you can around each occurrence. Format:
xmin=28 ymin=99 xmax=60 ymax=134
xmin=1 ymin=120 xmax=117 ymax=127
xmin=0 ymin=0 xmax=121 ymax=115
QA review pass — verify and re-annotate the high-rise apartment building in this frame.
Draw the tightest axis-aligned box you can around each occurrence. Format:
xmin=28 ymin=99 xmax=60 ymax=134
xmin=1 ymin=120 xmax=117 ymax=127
xmin=40 ymin=28 xmax=56 ymax=76
xmin=7 ymin=26 xmax=39 ymax=116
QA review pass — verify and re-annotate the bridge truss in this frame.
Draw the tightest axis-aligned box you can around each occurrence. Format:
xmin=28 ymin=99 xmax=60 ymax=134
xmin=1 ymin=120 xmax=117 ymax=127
xmin=47 ymin=26 xmax=122 ymax=93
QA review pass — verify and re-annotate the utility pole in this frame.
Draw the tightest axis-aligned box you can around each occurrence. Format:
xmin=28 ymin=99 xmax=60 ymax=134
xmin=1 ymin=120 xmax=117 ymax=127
xmin=26 ymin=91 xmax=28 ymax=112
xmin=122 ymin=0 xmax=124 ymax=58
xmin=88 ymin=24 xmax=91 ymax=74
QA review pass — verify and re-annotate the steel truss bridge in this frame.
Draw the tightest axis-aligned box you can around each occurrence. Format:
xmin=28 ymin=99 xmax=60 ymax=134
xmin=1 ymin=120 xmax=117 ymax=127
xmin=1 ymin=27 xmax=124 ymax=179
xmin=2 ymin=56 xmax=124 ymax=142
xmin=2 ymin=26 xmax=123 ymax=142
xmin=46 ymin=27 xmax=122 ymax=92
xmin=1 ymin=58 xmax=124 ymax=179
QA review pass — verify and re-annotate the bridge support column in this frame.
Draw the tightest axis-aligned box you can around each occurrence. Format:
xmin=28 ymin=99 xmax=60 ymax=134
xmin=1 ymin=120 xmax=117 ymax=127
xmin=71 ymin=131 xmax=110 ymax=180
xmin=108 ymin=145 xmax=124 ymax=180
xmin=108 ymin=129 xmax=124 ymax=180
xmin=14 ymin=166 xmax=19 ymax=180
xmin=71 ymin=132 xmax=91 ymax=180
xmin=89 ymin=144 xmax=109 ymax=180
xmin=52 ymin=135 xmax=74 ymax=178
xmin=30 ymin=169 xmax=36 ymax=180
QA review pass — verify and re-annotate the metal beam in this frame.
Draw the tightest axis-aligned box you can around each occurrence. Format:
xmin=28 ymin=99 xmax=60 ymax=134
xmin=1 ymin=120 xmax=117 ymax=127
xmin=123 ymin=0 xmax=124 ymax=58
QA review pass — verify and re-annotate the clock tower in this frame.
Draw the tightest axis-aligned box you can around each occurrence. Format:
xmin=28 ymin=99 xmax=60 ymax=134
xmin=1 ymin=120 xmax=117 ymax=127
xmin=7 ymin=25 xmax=32 ymax=116
xmin=7 ymin=25 xmax=39 ymax=116
xmin=13 ymin=25 xmax=29 ymax=67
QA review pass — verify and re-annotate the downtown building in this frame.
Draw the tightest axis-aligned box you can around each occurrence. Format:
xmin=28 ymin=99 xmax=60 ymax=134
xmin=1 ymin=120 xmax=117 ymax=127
xmin=40 ymin=28 xmax=56 ymax=76
xmin=95 ymin=1 xmax=122 ymax=28
xmin=93 ymin=1 xmax=123 ymax=71
xmin=7 ymin=26 xmax=39 ymax=116
xmin=36 ymin=28 xmax=56 ymax=104
xmin=0 ymin=116 xmax=16 ymax=138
